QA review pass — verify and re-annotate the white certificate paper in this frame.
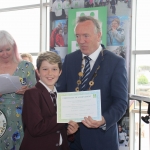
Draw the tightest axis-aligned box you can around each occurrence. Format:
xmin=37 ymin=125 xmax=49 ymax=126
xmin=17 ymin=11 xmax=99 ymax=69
xmin=0 ymin=74 xmax=22 ymax=94
xmin=57 ymin=90 xmax=101 ymax=123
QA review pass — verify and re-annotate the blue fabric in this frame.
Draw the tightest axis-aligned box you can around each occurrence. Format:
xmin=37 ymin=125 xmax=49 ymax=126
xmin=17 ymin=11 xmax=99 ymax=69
xmin=69 ymin=129 xmax=83 ymax=150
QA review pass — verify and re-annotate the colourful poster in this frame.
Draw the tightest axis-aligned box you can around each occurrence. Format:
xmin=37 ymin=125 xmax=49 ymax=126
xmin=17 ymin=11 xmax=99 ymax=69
xmin=68 ymin=7 xmax=107 ymax=53
xmin=106 ymin=15 xmax=130 ymax=59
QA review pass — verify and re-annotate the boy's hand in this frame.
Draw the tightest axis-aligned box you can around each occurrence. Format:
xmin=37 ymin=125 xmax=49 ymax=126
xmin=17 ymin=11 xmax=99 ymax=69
xmin=67 ymin=120 xmax=79 ymax=135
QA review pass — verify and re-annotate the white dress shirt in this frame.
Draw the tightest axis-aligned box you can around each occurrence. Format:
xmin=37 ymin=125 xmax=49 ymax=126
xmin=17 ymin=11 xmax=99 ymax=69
xmin=82 ymin=45 xmax=102 ymax=72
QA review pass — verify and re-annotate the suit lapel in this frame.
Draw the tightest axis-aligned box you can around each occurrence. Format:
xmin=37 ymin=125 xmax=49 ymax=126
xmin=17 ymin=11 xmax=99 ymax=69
xmin=36 ymin=82 xmax=56 ymax=114
xmin=75 ymin=51 xmax=83 ymax=91
xmin=75 ymin=50 xmax=83 ymax=73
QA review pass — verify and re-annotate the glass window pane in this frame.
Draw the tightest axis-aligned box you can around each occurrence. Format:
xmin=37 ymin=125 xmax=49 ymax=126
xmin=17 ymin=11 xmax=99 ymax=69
xmin=134 ymin=113 xmax=150 ymax=150
xmin=136 ymin=0 xmax=150 ymax=50
xmin=0 ymin=0 xmax=40 ymax=8
xmin=135 ymin=55 xmax=150 ymax=97
xmin=0 ymin=8 xmax=40 ymax=53
xmin=32 ymin=56 xmax=38 ymax=68
xmin=134 ymin=101 xmax=148 ymax=111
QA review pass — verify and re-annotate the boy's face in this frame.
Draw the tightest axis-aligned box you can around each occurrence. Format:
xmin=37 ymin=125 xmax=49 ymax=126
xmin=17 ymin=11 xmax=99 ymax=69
xmin=111 ymin=21 xmax=119 ymax=29
xmin=37 ymin=60 xmax=62 ymax=90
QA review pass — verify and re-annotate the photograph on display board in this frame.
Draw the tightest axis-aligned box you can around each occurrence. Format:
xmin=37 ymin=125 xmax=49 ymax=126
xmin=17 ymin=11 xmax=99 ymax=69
xmin=51 ymin=47 xmax=68 ymax=63
xmin=106 ymin=15 xmax=130 ymax=78
xmin=107 ymin=46 xmax=126 ymax=59
xmin=107 ymin=15 xmax=130 ymax=47
xmin=107 ymin=17 xmax=125 ymax=46
xmin=71 ymin=0 xmax=84 ymax=8
xmin=50 ymin=0 xmax=65 ymax=20
xmin=118 ymin=123 xmax=129 ymax=149
xmin=114 ymin=46 xmax=126 ymax=59
xmin=50 ymin=19 xmax=68 ymax=63
xmin=55 ymin=28 xmax=65 ymax=47
xmin=118 ymin=110 xmax=129 ymax=150
xmin=50 ymin=19 xmax=68 ymax=49
xmin=62 ymin=0 xmax=72 ymax=18
xmin=68 ymin=7 xmax=107 ymax=53
xmin=50 ymin=0 xmax=84 ymax=20
xmin=108 ymin=0 xmax=131 ymax=16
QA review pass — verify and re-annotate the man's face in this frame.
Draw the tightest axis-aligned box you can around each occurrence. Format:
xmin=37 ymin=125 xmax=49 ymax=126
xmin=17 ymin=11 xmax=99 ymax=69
xmin=75 ymin=20 xmax=101 ymax=56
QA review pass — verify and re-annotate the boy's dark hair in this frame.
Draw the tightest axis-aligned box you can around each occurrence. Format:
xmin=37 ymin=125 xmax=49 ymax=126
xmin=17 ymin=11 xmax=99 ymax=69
xmin=36 ymin=51 xmax=62 ymax=71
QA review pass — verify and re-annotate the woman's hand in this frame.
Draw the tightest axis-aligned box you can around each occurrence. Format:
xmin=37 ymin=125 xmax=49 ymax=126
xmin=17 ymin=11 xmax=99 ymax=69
xmin=16 ymin=85 xmax=28 ymax=95
xmin=67 ymin=120 xmax=79 ymax=135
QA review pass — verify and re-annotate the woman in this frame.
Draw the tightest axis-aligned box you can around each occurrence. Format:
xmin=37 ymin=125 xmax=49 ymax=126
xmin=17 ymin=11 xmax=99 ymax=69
xmin=20 ymin=53 xmax=33 ymax=63
xmin=0 ymin=30 xmax=36 ymax=150
xmin=21 ymin=53 xmax=40 ymax=81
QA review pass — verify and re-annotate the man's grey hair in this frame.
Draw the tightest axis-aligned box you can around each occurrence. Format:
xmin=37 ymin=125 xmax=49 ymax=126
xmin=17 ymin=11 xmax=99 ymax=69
xmin=74 ymin=16 xmax=102 ymax=34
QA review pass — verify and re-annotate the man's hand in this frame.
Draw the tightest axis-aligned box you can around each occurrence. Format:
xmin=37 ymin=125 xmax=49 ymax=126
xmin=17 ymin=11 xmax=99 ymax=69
xmin=82 ymin=116 xmax=106 ymax=128
xmin=67 ymin=120 xmax=79 ymax=135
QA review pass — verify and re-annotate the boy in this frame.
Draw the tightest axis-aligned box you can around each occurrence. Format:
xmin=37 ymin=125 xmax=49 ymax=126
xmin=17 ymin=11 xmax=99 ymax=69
xmin=20 ymin=51 xmax=78 ymax=150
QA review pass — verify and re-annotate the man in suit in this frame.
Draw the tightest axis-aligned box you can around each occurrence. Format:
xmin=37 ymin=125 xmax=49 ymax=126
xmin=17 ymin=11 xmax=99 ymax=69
xmin=57 ymin=16 xmax=128 ymax=150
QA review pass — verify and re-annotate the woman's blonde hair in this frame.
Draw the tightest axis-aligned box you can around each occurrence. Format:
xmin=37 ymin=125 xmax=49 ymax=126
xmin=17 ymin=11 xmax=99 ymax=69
xmin=21 ymin=53 xmax=33 ymax=63
xmin=0 ymin=30 xmax=21 ymax=63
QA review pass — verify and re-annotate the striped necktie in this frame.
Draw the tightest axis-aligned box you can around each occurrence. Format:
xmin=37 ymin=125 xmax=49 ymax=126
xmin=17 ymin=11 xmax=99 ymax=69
xmin=81 ymin=56 xmax=91 ymax=90
xmin=50 ymin=92 xmax=57 ymax=110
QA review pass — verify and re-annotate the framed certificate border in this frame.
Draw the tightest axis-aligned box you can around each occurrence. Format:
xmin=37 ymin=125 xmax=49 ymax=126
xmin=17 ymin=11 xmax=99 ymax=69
xmin=57 ymin=90 xmax=101 ymax=123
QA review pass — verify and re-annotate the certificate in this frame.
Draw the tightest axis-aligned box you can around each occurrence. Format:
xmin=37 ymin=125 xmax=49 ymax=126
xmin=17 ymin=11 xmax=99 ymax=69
xmin=0 ymin=74 xmax=22 ymax=94
xmin=57 ymin=90 xmax=101 ymax=123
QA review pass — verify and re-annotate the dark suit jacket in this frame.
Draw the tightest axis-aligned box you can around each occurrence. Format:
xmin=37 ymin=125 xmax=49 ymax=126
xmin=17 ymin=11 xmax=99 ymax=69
xmin=57 ymin=45 xmax=128 ymax=150
xmin=20 ymin=82 xmax=69 ymax=150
